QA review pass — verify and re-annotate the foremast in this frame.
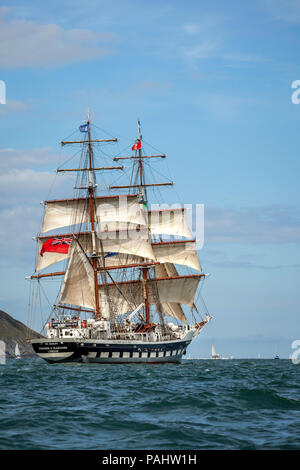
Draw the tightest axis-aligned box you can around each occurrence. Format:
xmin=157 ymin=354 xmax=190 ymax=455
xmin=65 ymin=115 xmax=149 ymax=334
xmin=35 ymin=113 xmax=120 ymax=320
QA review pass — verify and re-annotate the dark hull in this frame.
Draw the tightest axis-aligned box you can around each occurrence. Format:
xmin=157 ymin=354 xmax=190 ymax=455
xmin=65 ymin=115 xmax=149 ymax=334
xmin=31 ymin=338 xmax=191 ymax=364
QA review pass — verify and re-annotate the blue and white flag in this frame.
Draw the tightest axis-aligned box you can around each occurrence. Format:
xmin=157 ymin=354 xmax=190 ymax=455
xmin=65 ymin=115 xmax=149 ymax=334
xmin=79 ymin=123 xmax=89 ymax=133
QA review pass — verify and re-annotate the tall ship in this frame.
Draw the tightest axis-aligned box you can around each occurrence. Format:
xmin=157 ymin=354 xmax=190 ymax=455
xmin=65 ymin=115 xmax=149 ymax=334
xmin=28 ymin=115 xmax=211 ymax=364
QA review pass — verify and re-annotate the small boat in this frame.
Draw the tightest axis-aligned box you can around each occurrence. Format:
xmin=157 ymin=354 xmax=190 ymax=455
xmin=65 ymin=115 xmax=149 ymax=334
xmin=211 ymin=344 xmax=230 ymax=360
xmin=274 ymin=354 xmax=280 ymax=360
xmin=211 ymin=344 xmax=221 ymax=359
xmin=15 ymin=343 xmax=21 ymax=359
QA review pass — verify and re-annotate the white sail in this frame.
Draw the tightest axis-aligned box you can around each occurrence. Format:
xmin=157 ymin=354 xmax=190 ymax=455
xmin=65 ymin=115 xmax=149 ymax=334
xmin=97 ymin=239 xmax=201 ymax=271
xmin=155 ymin=263 xmax=186 ymax=322
xmin=155 ymin=262 xmax=200 ymax=322
xmin=15 ymin=343 xmax=21 ymax=358
xmin=155 ymin=261 xmax=177 ymax=278
xmin=35 ymin=234 xmax=200 ymax=273
xmin=35 ymin=231 xmax=156 ymax=272
xmin=41 ymin=198 xmax=88 ymax=234
xmin=40 ymin=195 xmax=146 ymax=233
xmin=98 ymin=275 xmax=201 ymax=319
xmin=157 ymin=301 xmax=187 ymax=323
xmin=147 ymin=209 xmax=193 ymax=238
xmin=95 ymin=208 xmax=193 ymax=239
xmin=35 ymin=247 xmax=68 ymax=272
xmin=211 ymin=344 xmax=221 ymax=358
xmin=60 ymin=240 xmax=96 ymax=310
xmin=98 ymin=233 xmax=155 ymax=261
xmin=153 ymin=241 xmax=201 ymax=271
xmin=150 ymin=275 xmax=200 ymax=306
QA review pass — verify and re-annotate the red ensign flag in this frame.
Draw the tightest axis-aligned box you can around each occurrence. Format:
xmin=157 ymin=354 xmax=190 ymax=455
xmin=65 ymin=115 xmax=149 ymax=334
xmin=132 ymin=141 xmax=141 ymax=151
xmin=40 ymin=237 xmax=72 ymax=256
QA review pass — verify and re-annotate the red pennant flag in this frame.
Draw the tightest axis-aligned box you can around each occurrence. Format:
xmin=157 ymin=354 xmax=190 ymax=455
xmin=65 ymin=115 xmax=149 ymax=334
xmin=132 ymin=141 xmax=141 ymax=151
xmin=40 ymin=237 xmax=72 ymax=257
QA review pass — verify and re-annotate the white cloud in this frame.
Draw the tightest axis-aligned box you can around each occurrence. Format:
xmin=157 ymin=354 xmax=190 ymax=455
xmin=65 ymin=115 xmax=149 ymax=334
xmin=0 ymin=146 xmax=73 ymax=266
xmin=0 ymin=147 xmax=73 ymax=207
xmin=204 ymin=259 xmax=282 ymax=270
xmin=180 ymin=16 xmax=270 ymax=66
xmin=194 ymin=91 xmax=262 ymax=121
xmin=0 ymin=205 xmax=41 ymax=267
xmin=0 ymin=147 xmax=57 ymax=170
xmin=0 ymin=168 xmax=56 ymax=193
xmin=0 ymin=168 xmax=72 ymax=207
xmin=0 ymin=7 xmax=118 ymax=68
xmin=0 ymin=100 xmax=30 ymax=115
xmin=135 ymin=80 xmax=172 ymax=93
xmin=263 ymin=0 xmax=300 ymax=23
xmin=222 ymin=53 xmax=270 ymax=63
xmin=180 ymin=15 xmax=224 ymax=61
xmin=205 ymin=205 xmax=300 ymax=244
xmin=184 ymin=42 xmax=218 ymax=59
xmin=182 ymin=23 xmax=199 ymax=35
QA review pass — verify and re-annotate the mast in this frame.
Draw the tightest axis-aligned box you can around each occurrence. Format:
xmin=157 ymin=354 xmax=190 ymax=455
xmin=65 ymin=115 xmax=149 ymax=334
xmin=137 ymin=120 xmax=145 ymax=204
xmin=142 ymin=267 xmax=150 ymax=324
xmin=56 ymin=111 xmax=119 ymax=319
xmin=110 ymin=121 xmax=172 ymax=194
xmin=86 ymin=112 xmax=101 ymax=318
xmin=136 ymin=121 xmax=150 ymax=324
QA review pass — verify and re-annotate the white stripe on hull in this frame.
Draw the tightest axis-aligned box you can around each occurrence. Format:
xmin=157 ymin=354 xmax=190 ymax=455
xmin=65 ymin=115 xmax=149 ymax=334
xmin=85 ymin=354 xmax=182 ymax=364
xmin=37 ymin=350 xmax=183 ymax=363
xmin=37 ymin=351 xmax=74 ymax=361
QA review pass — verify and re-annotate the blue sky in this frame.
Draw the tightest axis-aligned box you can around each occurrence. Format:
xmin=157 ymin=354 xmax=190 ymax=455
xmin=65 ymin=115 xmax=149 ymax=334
xmin=0 ymin=0 xmax=300 ymax=358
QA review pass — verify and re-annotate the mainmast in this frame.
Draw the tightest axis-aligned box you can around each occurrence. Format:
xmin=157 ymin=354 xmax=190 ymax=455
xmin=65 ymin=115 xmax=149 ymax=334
xmin=86 ymin=112 xmax=101 ymax=319
xmin=112 ymin=120 xmax=173 ymax=326
xmin=137 ymin=120 xmax=145 ymax=204
xmin=110 ymin=120 xmax=173 ymax=197
xmin=136 ymin=121 xmax=150 ymax=323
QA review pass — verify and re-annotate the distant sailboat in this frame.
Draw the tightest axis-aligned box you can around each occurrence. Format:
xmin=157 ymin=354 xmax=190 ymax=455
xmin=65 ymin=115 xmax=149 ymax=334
xmin=15 ymin=343 xmax=21 ymax=359
xmin=211 ymin=344 xmax=221 ymax=359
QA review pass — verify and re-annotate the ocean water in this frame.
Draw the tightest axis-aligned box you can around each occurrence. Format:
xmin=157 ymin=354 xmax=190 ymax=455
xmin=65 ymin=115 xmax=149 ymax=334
xmin=0 ymin=358 xmax=299 ymax=450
